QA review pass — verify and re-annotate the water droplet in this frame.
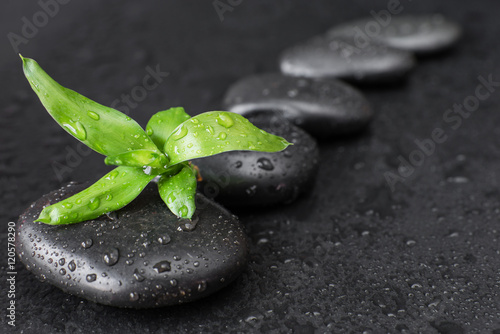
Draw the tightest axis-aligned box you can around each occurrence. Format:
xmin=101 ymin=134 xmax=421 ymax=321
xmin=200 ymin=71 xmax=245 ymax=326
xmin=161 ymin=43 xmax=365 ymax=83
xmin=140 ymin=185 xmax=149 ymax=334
xmin=178 ymin=205 xmax=189 ymax=217
xmin=233 ymin=161 xmax=243 ymax=168
xmin=86 ymin=274 xmax=97 ymax=282
xmin=167 ymin=193 xmax=176 ymax=204
xmin=216 ymin=113 xmax=234 ymax=128
xmin=129 ymin=292 xmax=140 ymax=301
xmin=58 ymin=258 xmax=65 ymax=266
xmin=256 ymin=157 xmax=274 ymax=171
xmin=63 ymin=121 xmax=87 ymax=141
xmin=187 ymin=143 xmax=193 ymax=148
xmin=170 ymin=279 xmax=177 ymax=286
xmin=87 ymin=111 xmax=100 ymax=120
xmin=133 ymin=269 xmax=145 ymax=282
xmin=106 ymin=193 xmax=113 ymax=201
xmin=146 ymin=126 xmax=154 ymax=136
xmin=218 ymin=132 xmax=227 ymax=140
xmin=88 ymin=197 xmax=100 ymax=210
xmin=153 ymin=260 xmax=172 ymax=273
xmin=158 ymin=234 xmax=171 ymax=245
xmin=246 ymin=185 xmax=257 ymax=197
xmin=178 ymin=215 xmax=199 ymax=231
xmin=287 ymin=89 xmax=298 ymax=97
xmin=59 ymin=268 xmax=66 ymax=275
xmin=103 ymin=247 xmax=119 ymax=266
xmin=193 ymin=261 xmax=200 ymax=267
xmin=68 ymin=260 xmax=76 ymax=272
xmin=81 ymin=238 xmax=93 ymax=249
xmin=108 ymin=170 xmax=119 ymax=180
xmin=205 ymin=125 xmax=215 ymax=135
xmin=171 ymin=125 xmax=188 ymax=140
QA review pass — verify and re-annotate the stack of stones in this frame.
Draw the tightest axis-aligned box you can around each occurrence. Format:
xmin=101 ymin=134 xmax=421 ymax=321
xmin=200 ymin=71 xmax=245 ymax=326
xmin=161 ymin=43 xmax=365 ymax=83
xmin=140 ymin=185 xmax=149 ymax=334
xmin=17 ymin=14 xmax=461 ymax=308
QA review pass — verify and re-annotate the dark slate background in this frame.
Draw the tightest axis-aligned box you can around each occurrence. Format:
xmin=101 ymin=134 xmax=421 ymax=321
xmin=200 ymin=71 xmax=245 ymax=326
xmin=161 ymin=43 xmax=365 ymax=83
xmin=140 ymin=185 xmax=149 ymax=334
xmin=2 ymin=1 xmax=500 ymax=333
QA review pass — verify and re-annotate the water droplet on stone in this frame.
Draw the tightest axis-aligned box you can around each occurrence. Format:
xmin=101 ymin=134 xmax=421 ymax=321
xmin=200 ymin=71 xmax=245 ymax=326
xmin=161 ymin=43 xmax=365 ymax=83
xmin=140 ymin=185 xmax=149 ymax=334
xmin=256 ymin=157 xmax=274 ymax=171
xmin=178 ymin=215 xmax=199 ymax=232
xmin=153 ymin=260 xmax=172 ymax=273
xmin=133 ymin=269 xmax=145 ymax=282
xmin=68 ymin=260 xmax=76 ymax=272
xmin=103 ymin=247 xmax=119 ymax=266
xmin=158 ymin=234 xmax=171 ymax=245
xmin=129 ymin=292 xmax=139 ymax=301
xmin=81 ymin=238 xmax=93 ymax=249
xmin=86 ymin=274 xmax=97 ymax=282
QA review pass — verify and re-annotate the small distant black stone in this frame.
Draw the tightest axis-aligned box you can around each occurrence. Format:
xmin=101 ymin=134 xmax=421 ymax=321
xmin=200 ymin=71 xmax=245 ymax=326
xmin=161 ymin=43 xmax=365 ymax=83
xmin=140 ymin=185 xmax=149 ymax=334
xmin=223 ymin=73 xmax=373 ymax=137
xmin=280 ymin=34 xmax=415 ymax=83
xmin=328 ymin=14 xmax=461 ymax=54
xmin=16 ymin=183 xmax=249 ymax=308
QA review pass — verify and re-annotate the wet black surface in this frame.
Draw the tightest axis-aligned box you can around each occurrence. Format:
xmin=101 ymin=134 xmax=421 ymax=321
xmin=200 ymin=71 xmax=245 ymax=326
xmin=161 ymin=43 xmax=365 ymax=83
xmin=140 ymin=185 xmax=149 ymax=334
xmin=2 ymin=0 xmax=500 ymax=333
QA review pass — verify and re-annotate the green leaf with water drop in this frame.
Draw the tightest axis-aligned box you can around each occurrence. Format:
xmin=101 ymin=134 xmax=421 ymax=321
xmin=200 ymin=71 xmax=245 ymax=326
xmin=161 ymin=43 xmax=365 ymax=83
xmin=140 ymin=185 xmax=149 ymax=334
xmin=35 ymin=166 xmax=155 ymax=225
xmin=163 ymin=111 xmax=291 ymax=165
xmin=21 ymin=56 xmax=162 ymax=157
xmin=146 ymin=107 xmax=191 ymax=152
xmin=104 ymin=149 xmax=169 ymax=171
xmin=157 ymin=163 xmax=197 ymax=219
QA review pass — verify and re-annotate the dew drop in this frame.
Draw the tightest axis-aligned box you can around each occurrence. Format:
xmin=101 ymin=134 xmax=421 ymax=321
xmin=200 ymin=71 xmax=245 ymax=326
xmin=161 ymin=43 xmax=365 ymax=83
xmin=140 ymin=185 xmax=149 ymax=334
xmin=87 ymin=111 xmax=100 ymax=120
xmin=106 ymin=193 xmax=113 ymax=201
xmin=88 ymin=197 xmax=100 ymax=210
xmin=233 ymin=161 xmax=243 ymax=168
xmin=63 ymin=121 xmax=87 ymax=141
xmin=133 ymin=269 xmax=145 ymax=282
xmin=129 ymin=292 xmax=140 ymax=301
xmin=206 ymin=125 xmax=215 ymax=135
xmin=257 ymin=157 xmax=274 ymax=171
xmin=216 ymin=113 xmax=234 ymax=128
xmin=170 ymin=279 xmax=177 ymax=286
xmin=86 ymin=274 xmax=97 ymax=282
xmin=108 ymin=170 xmax=119 ymax=180
xmin=158 ymin=234 xmax=171 ymax=245
xmin=218 ymin=132 xmax=227 ymax=140
xmin=171 ymin=125 xmax=188 ymax=140
xmin=178 ymin=205 xmax=189 ymax=217
xmin=146 ymin=126 xmax=154 ymax=136
xmin=103 ymin=247 xmax=119 ymax=266
xmin=153 ymin=260 xmax=172 ymax=273
xmin=59 ymin=268 xmax=66 ymax=275
xmin=167 ymin=193 xmax=176 ymax=204
xmin=197 ymin=280 xmax=207 ymax=292
xmin=58 ymin=258 xmax=65 ymax=266
xmin=68 ymin=260 xmax=76 ymax=272
xmin=178 ymin=215 xmax=199 ymax=231
xmin=81 ymin=238 xmax=93 ymax=249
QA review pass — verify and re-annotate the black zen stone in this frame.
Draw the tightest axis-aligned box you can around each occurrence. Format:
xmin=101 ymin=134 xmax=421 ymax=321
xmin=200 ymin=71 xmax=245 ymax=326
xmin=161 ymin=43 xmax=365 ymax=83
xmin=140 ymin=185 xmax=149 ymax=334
xmin=195 ymin=112 xmax=319 ymax=207
xmin=223 ymin=73 xmax=373 ymax=137
xmin=16 ymin=182 xmax=249 ymax=308
xmin=280 ymin=34 xmax=415 ymax=83
xmin=328 ymin=14 xmax=461 ymax=54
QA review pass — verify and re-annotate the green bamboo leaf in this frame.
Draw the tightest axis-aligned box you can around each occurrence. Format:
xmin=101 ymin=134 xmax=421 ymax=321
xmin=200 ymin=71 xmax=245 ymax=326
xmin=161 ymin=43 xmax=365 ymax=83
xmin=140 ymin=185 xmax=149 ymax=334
xmin=158 ymin=163 xmax=197 ymax=219
xmin=104 ymin=149 xmax=169 ymax=171
xmin=21 ymin=56 xmax=162 ymax=156
xmin=35 ymin=166 xmax=155 ymax=225
xmin=146 ymin=107 xmax=191 ymax=151
xmin=163 ymin=111 xmax=291 ymax=165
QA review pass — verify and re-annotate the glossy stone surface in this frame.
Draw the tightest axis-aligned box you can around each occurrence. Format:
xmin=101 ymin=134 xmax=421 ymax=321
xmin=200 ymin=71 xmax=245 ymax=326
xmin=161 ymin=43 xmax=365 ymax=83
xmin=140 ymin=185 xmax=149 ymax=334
xmin=280 ymin=35 xmax=416 ymax=82
xmin=195 ymin=113 xmax=319 ymax=207
xmin=328 ymin=14 xmax=461 ymax=54
xmin=16 ymin=183 xmax=249 ymax=308
xmin=223 ymin=73 xmax=373 ymax=137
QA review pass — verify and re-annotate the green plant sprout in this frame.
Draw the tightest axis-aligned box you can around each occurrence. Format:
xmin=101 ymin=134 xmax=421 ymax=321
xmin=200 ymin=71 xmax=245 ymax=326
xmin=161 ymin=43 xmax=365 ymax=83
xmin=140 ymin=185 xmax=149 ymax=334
xmin=21 ymin=56 xmax=291 ymax=225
